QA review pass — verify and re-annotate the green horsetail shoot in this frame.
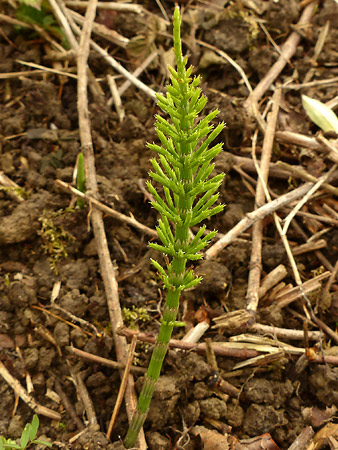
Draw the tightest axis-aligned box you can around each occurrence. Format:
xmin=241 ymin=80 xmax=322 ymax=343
xmin=124 ymin=7 xmax=225 ymax=448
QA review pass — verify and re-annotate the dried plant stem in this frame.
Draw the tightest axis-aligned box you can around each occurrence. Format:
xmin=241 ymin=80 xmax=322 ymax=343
xmin=66 ymin=346 xmax=146 ymax=374
xmin=196 ymin=39 xmax=252 ymax=94
xmin=251 ymin=323 xmax=321 ymax=341
xmin=56 ymin=179 xmax=157 ymax=238
xmin=90 ymin=40 xmax=157 ymax=100
xmin=69 ymin=9 xmax=129 ymax=47
xmin=107 ymin=74 xmax=125 ymax=122
xmin=0 ymin=361 xmax=61 ymax=420
xmin=49 ymin=0 xmax=79 ymax=49
xmin=120 ymin=327 xmax=338 ymax=366
xmin=75 ymin=1 xmax=146 ymax=446
xmin=323 ymin=258 xmax=338 ymax=296
xmin=255 ymin=125 xmax=337 ymax=336
xmin=246 ymin=88 xmax=281 ymax=314
xmin=258 ymin=264 xmax=288 ymax=299
xmin=205 ymin=182 xmax=314 ymax=259
xmin=287 ymin=426 xmax=314 ymax=450
xmin=65 ymin=1 xmax=143 ymax=13
xmin=107 ymin=335 xmax=138 ymax=438
xmin=54 ymin=379 xmax=85 ymax=430
xmin=244 ymin=1 xmax=315 ymax=113
xmin=117 ymin=51 xmax=158 ymax=98
xmin=282 ymin=166 xmax=337 ymax=236
xmin=276 ymin=161 xmax=338 ymax=197
xmin=73 ymin=370 xmax=98 ymax=426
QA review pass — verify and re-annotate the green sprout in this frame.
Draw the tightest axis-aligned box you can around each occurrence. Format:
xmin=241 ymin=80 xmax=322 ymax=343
xmin=0 ymin=415 xmax=51 ymax=450
xmin=124 ymin=7 xmax=225 ymax=448
xmin=76 ymin=152 xmax=86 ymax=209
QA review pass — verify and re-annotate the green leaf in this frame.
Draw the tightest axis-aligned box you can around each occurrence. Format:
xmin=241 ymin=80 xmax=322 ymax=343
xmin=150 ymin=258 xmax=166 ymax=276
xmin=29 ymin=415 xmax=39 ymax=441
xmin=149 ymin=242 xmax=175 ymax=257
xmin=185 ymin=253 xmax=203 ymax=261
xmin=156 ymin=226 xmax=170 ymax=247
xmin=158 ymin=155 xmax=178 ymax=182
xmin=155 ymin=116 xmax=181 ymax=140
xmin=76 ymin=152 xmax=86 ymax=209
xmin=183 ymin=276 xmax=202 ymax=290
xmin=20 ymin=424 xmax=31 ymax=449
xmin=188 ymin=230 xmax=218 ymax=254
xmin=191 ymin=204 xmax=224 ymax=226
xmin=192 ymin=162 xmax=215 ymax=187
xmin=194 ymin=123 xmax=224 ymax=159
xmin=302 ymin=95 xmax=338 ymax=133
xmin=2 ymin=442 xmax=21 ymax=449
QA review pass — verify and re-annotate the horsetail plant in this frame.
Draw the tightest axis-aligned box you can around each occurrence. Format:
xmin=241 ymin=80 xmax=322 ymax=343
xmin=124 ymin=7 xmax=225 ymax=448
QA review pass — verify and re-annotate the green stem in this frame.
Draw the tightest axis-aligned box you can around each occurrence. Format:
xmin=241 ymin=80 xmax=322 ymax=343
xmin=124 ymin=264 xmax=184 ymax=448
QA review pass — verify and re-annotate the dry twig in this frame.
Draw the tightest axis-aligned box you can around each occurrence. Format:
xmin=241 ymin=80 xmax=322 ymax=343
xmin=246 ymin=88 xmax=281 ymax=314
xmin=107 ymin=74 xmax=125 ymax=122
xmin=0 ymin=361 xmax=61 ymax=420
xmin=205 ymin=182 xmax=314 ymax=259
xmin=250 ymin=323 xmax=321 ymax=341
xmin=65 ymin=1 xmax=143 ymax=13
xmin=56 ymin=179 xmax=157 ymax=238
xmin=258 ymin=265 xmax=288 ymax=299
xmin=107 ymin=335 xmax=138 ymax=438
xmin=120 ymin=327 xmax=338 ymax=366
xmin=288 ymin=426 xmax=314 ymax=450
xmin=66 ymin=346 xmax=146 ymax=374
xmin=54 ymin=378 xmax=85 ymax=430
xmin=75 ymin=1 xmax=146 ymax=446
xmin=276 ymin=161 xmax=338 ymax=197
xmin=244 ymin=1 xmax=316 ymax=114
xmin=16 ymin=59 xmax=78 ymax=79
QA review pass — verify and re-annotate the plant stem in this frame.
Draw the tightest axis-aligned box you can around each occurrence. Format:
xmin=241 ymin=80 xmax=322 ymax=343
xmin=124 ymin=281 xmax=182 ymax=448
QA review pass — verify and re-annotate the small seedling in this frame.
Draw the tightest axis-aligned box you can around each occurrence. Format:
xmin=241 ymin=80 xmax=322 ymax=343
xmin=302 ymin=94 xmax=338 ymax=134
xmin=0 ymin=415 xmax=52 ymax=450
xmin=124 ymin=7 xmax=225 ymax=448
xmin=76 ymin=152 xmax=86 ymax=209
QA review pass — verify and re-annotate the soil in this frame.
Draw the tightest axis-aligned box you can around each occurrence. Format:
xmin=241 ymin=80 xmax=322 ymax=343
xmin=0 ymin=1 xmax=338 ymax=449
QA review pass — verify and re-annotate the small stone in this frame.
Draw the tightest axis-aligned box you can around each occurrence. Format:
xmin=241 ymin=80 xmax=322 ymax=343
xmin=8 ymin=415 xmax=25 ymax=439
xmin=185 ymin=400 xmax=201 ymax=424
xmin=59 ymin=289 xmax=88 ymax=317
xmin=225 ymin=402 xmax=244 ymax=427
xmin=70 ymin=328 xmax=88 ymax=348
xmin=23 ymin=347 xmax=39 ymax=370
xmin=54 ymin=322 xmax=70 ymax=347
xmin=87 ymin=372 xmax=107 ymax=387
xmin=199 ymin=397 xmax=227 ymax=420
xmin=38 ymin=347 xmax=56 ymax=371
xmin=194 ymin=382 xmax=211 ymax=400
xmin=244 ymin=378 xmax=274 ymax=404
xmin=243 ymin=404 xmax=287 ymax=435
xmin=146 ymin=431 xmax=170 ymax=450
